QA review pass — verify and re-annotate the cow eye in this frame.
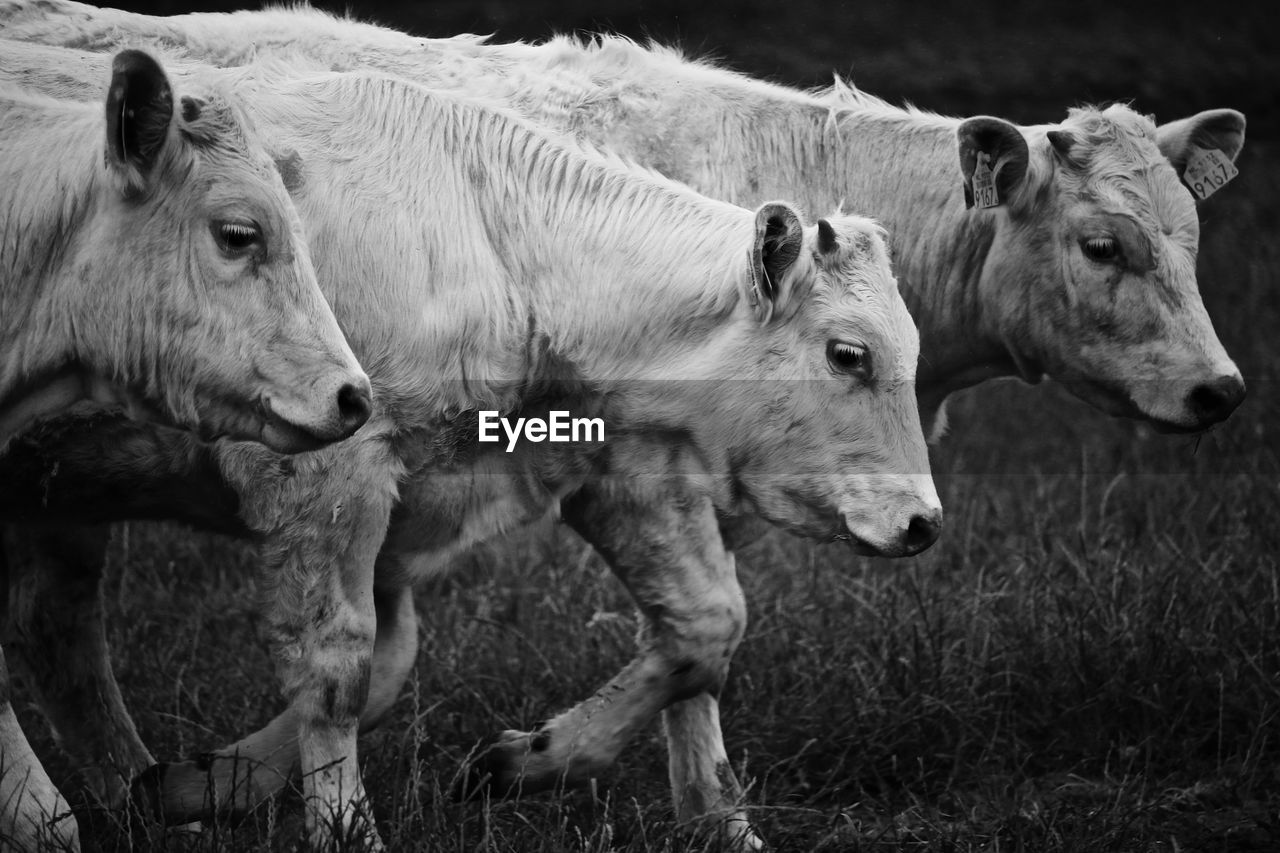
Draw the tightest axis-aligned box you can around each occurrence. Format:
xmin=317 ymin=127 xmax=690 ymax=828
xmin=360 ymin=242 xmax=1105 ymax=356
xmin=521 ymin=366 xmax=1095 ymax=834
xmin=1081 ymin=236 xmax=1119 ymax=262
xmin=827 ymin=340 xmax=870 ymax=377
xmin=213 ymin=220 xmax=263 ymax=256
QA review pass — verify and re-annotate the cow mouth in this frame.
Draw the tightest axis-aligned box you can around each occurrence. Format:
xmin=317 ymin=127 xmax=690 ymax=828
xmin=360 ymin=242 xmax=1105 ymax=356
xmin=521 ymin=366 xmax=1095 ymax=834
xmin=258 ymin=409 xmax=331 ymax=454
xmin=832 ymin=531 xmax=895 ymax=558
xmin=1057 ymin=375 xmax=1155 ymax=422
xmin=842 ymin=535 xmax=886 ymax=557
xmin=194 ymin=399 xmax=328 ymax=455
xmin=1059 ymin=377 xmax=1212 ymax=436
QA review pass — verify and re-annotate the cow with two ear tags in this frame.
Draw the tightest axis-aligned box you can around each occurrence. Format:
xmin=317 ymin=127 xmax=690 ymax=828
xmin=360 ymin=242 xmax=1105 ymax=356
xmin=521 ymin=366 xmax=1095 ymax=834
xmin=952 ymin=106 xmax=1245 ymax=433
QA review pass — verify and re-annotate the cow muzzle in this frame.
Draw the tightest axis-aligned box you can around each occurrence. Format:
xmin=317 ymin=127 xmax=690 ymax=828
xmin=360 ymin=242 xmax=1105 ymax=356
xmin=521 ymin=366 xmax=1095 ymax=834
xmin=841 ymin=499 xmax=943 ymax=558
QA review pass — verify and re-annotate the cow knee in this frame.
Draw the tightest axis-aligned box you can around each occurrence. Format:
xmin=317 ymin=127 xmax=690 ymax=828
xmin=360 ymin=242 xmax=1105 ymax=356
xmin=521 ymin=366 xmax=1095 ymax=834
xmin=277 ymin=618 xmax=377 ymax=729
xmin=319 ymin=663 xmax=372 ymax=727
xmin=663 ymin=584 xmax=747 ymax=699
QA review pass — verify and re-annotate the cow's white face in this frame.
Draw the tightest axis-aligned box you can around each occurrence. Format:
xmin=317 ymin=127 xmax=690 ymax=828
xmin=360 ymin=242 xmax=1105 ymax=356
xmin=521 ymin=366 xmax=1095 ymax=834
xmin=684 ymin=208 xmax=941 ymax=557
xmin=963 ymin=105 xmax=1245 ymax=433
xmin=93 ymin=52 xmax=371 ymax=452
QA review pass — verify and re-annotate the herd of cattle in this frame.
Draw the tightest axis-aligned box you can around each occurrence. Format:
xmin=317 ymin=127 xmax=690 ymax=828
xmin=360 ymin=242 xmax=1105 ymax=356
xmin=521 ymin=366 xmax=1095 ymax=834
xmin=0 ymin=1 xmax=1248 ymax=850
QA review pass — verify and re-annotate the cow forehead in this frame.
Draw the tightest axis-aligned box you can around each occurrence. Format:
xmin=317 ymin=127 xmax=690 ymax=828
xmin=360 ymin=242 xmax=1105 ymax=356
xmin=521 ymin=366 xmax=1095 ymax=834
xmin=807 ymin=219 xmax=918 ymax=379
xmin=816 ymin=215 xmax=895 ymax=289
xmin=180 ymin=89 xmax=297 ymax=213
xmin=1053 ymin=106 xmax=1196 ymax=240
xmin=821 ymin=214 xmax=887 ymax=254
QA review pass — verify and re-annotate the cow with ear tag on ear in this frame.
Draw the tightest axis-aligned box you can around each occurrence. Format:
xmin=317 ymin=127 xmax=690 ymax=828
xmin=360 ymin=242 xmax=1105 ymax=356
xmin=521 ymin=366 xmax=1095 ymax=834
xmin=957 ymin=116 xmax=1030 ymax=210
xmin=1155 ymin=108 xmax=1246 ymax=201
xmin=950 ymin=103 xmax=1245 ymax=433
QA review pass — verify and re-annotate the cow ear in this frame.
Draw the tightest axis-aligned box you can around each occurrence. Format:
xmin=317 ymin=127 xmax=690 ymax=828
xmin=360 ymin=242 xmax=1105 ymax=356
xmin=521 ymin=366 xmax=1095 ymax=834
xmin=956 ymin=116 xmax=1030 ymax=211
xmin=1156 ymin=108 xmax=1246 ymax=177
xmin=105 ymin=49 xmax=176 ymax=198
xmin=747 ymin=202 xmax=804 ymax=324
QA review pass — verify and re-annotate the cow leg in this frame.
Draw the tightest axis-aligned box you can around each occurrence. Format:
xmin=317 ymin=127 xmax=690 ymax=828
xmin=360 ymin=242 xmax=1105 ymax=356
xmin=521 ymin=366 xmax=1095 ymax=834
xmin=0 ymin=548 xmax=81 ymax=851
xmin=134 ymin=578 xmax=419 ymax=824
xmin=473 ymin=478 xmax=758 ymax=847
xmin=2 ymin=523 xmax=153 ymax=808
xmin=134 ymin=437 xmax=401 ymax=850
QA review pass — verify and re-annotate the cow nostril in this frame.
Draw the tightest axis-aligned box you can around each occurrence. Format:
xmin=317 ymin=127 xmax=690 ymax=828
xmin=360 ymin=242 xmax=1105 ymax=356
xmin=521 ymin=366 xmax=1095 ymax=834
xmin=336 ymin=381 xmax=372 ymax=435
xmin=1187 ymin=375 xmax=1245 ymax=425
xmin=904 ymin=511 xmax=942 ymax=554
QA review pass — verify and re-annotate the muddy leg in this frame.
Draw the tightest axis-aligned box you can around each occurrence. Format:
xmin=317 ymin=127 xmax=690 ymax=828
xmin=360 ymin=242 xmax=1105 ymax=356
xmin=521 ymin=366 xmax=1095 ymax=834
xmin=2 ymin=523 xmax=153 ymax=809
xmin=134 ymin=438 xmax=401 ymax=849
xmin=134 ymin=579 xmax=419 ymax=825
xmin=473 ymin=476 xmax=759 ymax=846
xmin=663 ymin=694 xmax=760 ymax=849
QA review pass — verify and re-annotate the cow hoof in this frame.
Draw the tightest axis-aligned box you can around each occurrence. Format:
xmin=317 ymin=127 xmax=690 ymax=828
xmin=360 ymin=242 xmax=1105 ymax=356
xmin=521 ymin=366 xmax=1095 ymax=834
xmin=453 ymin=730 xmax=523 ymax=800
xmin=455 ymin=729 xmax=562 ymax=800
xmin=128 ymin=762 xmax=167 ymax=822
xmin=128 ymin=755 xmax=219 ymax=825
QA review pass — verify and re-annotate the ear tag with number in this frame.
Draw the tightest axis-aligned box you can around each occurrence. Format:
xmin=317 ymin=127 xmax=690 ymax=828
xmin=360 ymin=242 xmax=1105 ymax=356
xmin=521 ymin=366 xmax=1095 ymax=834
xmin=972 ymin=151 xmax=999 ymax=209
xmin=1182 ymin=146 xmax=1238 ymax=200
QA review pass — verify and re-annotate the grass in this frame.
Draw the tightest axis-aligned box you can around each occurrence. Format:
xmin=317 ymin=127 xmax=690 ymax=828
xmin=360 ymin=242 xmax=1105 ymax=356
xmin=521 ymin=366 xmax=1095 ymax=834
xmin=9 ymin=0 xmax=1280 ymax=851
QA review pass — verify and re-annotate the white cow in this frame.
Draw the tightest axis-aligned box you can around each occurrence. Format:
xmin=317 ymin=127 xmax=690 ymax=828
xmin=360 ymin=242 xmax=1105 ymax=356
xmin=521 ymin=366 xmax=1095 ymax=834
xmin=0 ymin=47 xmax=940 ymax=850
xmin=0 ymin=48 xmax=371 ymax=451
xmin=0 ymin=48 xmax=371 ymax=851
xmin=0 ymin=5 xmax=1249 ymax=848
xmin=0 ymin=0 xmax=1245 ymax=434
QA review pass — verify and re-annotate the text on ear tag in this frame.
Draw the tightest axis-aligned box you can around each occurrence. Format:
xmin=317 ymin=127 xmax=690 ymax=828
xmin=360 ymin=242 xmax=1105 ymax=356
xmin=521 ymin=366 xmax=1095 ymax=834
xmin=1183 ymin=146 xmax=1238 ymax=200
xmin=972 ymin=151 xmax=999 ymax=209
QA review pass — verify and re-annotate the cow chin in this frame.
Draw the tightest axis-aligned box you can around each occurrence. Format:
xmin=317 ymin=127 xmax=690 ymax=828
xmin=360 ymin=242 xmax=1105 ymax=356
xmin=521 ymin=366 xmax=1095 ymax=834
xmin=841 ymin=528 xmax=917 ymax=559
xmin=1059 ymin=375 xmax=1211 ymax=435
xmin=257 ymin=413 xmax=333 ymax=454
xmin=1057 ymin=374 xmax=1148 ymax=421
xmin=191 ymin=402 xmax=327 ymax=455
xmin=841 ymin=534 xmax=898 ymax=558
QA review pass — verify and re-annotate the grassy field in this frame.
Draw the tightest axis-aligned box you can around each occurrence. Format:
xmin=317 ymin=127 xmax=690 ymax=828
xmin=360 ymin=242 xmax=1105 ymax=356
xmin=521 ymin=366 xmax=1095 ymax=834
xmin=12 ymin=1 xmax=1280 ymax=851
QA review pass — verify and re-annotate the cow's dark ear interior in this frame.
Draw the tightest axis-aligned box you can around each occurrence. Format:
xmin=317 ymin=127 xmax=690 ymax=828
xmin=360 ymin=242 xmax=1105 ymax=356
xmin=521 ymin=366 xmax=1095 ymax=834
xmin=104 ymin=49 xmax=175 ymax=198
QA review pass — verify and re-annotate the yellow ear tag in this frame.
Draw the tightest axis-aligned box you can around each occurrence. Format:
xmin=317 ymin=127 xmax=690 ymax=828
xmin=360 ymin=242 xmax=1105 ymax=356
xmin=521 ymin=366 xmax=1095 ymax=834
xmin=1182 ymin=146 xmax=1238 ymax=200
xmin=972 ymin=151 xmax=999 ymax=209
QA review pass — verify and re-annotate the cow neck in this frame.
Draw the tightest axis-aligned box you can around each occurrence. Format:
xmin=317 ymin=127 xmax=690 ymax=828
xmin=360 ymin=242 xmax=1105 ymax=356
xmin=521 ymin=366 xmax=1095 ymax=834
xmin=543 ymin=67 xmax=1017 ymax=400
xmin=756 ymin=101 xmax=1015 ymax=397
xmin=260 ymin=75 xmax=751 ymax=420
xmin=469 ymin=131 xmax=751 ymax=389
xmin=0 ymin=99 xmax=100 ymax=403
xmin=599 ymin=81 xmax=1015 ymax=400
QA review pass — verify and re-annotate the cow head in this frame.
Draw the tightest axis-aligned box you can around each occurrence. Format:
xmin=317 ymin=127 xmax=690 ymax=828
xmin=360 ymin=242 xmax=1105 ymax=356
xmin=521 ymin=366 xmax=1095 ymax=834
xmin=680 ymin=203 xmax=941 ymax=557
xmin=957 ymin=105 xmax=1245 ymax=432
xmin=92 ymin=50 xmax=372 ymax=452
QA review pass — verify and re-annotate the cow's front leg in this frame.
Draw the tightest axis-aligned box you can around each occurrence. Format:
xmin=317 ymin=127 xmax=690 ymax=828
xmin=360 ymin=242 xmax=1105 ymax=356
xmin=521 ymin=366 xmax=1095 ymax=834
xmin=473 ymin=478 xmax=758 ymax=847
xmin=133 ymin=438 xmax=400 ymax=850
xmin=3 ymin=523 xmax=152 ymax=808
xmin=134 ymin=579 xmax=418 ymax=828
